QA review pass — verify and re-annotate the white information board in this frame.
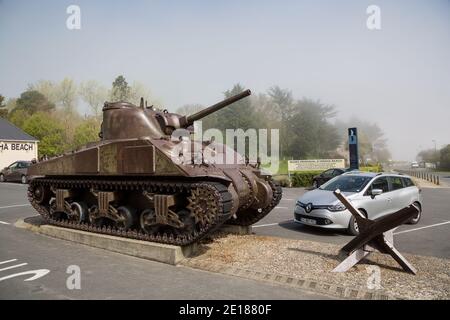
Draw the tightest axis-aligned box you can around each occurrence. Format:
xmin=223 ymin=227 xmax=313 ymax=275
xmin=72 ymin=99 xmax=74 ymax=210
xmin=288 ymin=159 xmax=345 ymax=172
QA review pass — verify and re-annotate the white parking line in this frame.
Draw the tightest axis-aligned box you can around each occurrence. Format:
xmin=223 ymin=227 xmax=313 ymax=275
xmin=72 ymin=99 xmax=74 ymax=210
xmin=275 ymin=206 xmax=289 ymax=209
xmin=281 ymin=198 xmax=294 ymax=201
xmin=394 ymin=221 xmax=450 ymax=235
xmin=0 ymin=204 xmax=30 ymax=210
xmin=253 ymin=222 xmax=279 ymax=228
xmin=0 ymin=259 xmax=18 ymax=265
xmin=0 ymin=221 xmax=11 ymax=225
xmin=0 ymin=263 xmax=28 ymax=272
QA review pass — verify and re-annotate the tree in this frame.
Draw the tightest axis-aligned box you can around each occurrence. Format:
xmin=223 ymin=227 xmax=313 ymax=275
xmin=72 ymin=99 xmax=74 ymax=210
xmin=286 ymin=99 xmax=339 ymax=159
xmin=79 ymin=80 xmax=108 ymax=117
xmin=8 ymin=109 xmax=30 ymax=128
xmin=417 ymin=148 xmax=439 ymax=163
xmin=57 ymin=78 xmax=77 ymax=112
xmin=335 ymin=118 xmax=390 ymax=164
xmin=14 ymin=90 xmax=55 ymax=114
xmin=129 ymin=81 xmax=160 ymax=106
xmin=214 ymin=83 xmax=258 ymax=131
xmin=72 ymin=118 xmax=100 ymax=149
xmin=22 ymin=112 xmax=66 ymax=157
xmin=0 ymin=95 xmax=7 ymax=118
xmin=28 ymin=80 xmax=58 ymax=105
xmin=29 ymin=78 xmax=77 ymax=112
xmin=176 ymin=104 xmax=204 ymax=116
xmin=440 ymin=145 xmax=450 ymax=170
xmin=110 ymin=75 xmax=131 ymax=101
xmin=267 ymin=86 xmax=294 ymax=121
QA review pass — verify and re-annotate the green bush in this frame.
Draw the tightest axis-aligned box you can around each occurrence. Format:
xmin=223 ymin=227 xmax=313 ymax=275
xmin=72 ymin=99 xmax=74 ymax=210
xmin=290 ymin=171 xmax=322 ymax=187
xmin=360 ymin=164 xmax=383 ymax=172
xmin=272 ymin=175 xmax=290 ymax=187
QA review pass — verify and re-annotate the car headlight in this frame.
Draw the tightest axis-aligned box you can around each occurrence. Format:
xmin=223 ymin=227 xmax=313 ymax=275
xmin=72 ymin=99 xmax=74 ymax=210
xmin=327 ymin=202 xmax=346 ymax=212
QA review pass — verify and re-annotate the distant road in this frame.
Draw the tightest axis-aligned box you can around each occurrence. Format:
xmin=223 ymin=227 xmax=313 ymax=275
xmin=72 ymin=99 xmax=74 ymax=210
xmin=394 ymin=166 xmax=450 ymax=187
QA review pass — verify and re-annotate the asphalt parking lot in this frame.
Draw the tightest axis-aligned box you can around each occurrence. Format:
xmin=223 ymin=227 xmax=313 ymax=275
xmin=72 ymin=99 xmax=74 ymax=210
xmin=0 ymin=182 xmax=324 ymax=300
xmin=0 ymin=182 xmax=449 ymax=299
xmin=254 ymin=187 xmax=450 ymax=259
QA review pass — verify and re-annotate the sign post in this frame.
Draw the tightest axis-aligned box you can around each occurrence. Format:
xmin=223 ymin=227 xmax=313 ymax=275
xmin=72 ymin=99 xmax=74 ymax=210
xmin=348 ymin=128 xmax=359 ymax=170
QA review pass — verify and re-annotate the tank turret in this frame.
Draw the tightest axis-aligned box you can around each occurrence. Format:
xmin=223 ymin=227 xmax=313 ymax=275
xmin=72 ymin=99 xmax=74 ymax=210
xmin=100 ymin=90 xmax=251 ymax=139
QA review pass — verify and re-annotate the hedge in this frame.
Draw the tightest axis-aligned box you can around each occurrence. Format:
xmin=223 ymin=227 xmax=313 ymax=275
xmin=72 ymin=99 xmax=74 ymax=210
xmin=291 ymin=171 xmax=322 ymax=187
xmin=272 ymin=164 xmax=384 ymax=188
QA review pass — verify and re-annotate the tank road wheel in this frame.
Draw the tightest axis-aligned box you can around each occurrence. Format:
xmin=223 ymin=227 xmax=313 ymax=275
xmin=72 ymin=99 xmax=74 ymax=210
xmin=49 ymin=199 xmax=65 ymax=220
xmin=173 ymin=209 xmax=196 ymax=236
xmin=68 ymin=202 xmax=88 ymax=223
xmin=33 ymin=184 xmax=51 ymax=205
xmin=140 ymin=209 xmax=196 ymax=236
xmin=140 ymin=208 xmax=158 ymax=234
xmin=115 ymin=206 xmax=136 ymax=230
xmin=88 ymin=205 xmax=103 ymax=226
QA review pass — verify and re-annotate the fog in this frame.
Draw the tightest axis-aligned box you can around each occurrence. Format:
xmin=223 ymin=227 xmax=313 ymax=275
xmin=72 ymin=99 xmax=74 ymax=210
xmin=1 ymin=0 xmax=449 ymax=161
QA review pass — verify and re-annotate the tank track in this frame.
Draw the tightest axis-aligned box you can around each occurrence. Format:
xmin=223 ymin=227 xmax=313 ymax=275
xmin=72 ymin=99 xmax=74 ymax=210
xmin=228 ymin=178 xmax=282 ymax=226
xmin=28 ymin=178 xmax=232 ymax=246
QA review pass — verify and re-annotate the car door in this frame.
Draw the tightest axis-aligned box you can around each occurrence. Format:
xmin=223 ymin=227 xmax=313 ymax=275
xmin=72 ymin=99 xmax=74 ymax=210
xmin=388 ymin=176 xmax=408 ymax=212
xmin=363 ymin=176 xmax=392 ymax=220
xmin=402 ymin=177 xmax=418 ymax=205
xmin=5 ymin=162 xmax=18 ymax=180
xmin=16 ymin=162 xmax=27 ymax=181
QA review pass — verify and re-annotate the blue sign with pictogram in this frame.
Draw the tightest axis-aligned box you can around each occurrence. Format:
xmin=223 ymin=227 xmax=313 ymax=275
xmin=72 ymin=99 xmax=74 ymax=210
xmin=348 ymin=127 xmax=359 ymax=169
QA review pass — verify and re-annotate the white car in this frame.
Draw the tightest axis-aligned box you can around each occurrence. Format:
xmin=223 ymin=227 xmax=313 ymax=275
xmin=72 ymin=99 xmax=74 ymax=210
xmin=294 ymin=172 xmax=422 ymax=235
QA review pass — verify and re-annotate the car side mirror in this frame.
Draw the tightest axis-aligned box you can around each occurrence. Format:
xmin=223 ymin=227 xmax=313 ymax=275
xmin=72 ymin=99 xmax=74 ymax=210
xmin=371 ymin=189 xmax=383 ymax=197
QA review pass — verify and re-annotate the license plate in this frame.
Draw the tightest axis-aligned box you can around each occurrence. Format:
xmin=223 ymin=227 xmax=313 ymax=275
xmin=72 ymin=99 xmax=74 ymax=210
xmin=300 ymin=217 xmax=316 ymax=225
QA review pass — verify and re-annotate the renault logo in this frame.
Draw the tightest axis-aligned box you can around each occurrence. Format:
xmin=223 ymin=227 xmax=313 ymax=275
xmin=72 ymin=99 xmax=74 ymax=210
xmin=305 ymin=203 xmax=313 ymax=213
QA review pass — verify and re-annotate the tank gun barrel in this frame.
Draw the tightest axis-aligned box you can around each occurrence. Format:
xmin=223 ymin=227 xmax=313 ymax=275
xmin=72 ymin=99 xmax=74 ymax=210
xmin=184 ymin=89 xmax=251 ymax=126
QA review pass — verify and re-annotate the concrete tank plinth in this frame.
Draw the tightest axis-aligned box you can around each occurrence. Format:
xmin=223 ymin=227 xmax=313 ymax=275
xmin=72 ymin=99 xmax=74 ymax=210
xmin=15 ymin=217 xmax=198 ymax=265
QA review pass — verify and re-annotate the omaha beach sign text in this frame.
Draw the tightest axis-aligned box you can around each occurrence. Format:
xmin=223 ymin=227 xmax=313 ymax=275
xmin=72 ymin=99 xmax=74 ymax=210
xmin=0 ymin=142 xmax=35 ymax=152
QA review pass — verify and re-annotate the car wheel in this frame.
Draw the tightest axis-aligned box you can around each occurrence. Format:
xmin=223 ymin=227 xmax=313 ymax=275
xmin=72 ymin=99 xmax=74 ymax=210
xmin=21 ymin=175 xmax=27 ymax=184
xmin=407 ymin=202 xmax=422 ymax=225
xmin=347 ymin=210 xmax=366 ymax=236
xmin=312 ymin=180 xmax=318 ymax=189
xmin=0 ymin=174 xmax=4 ymax=182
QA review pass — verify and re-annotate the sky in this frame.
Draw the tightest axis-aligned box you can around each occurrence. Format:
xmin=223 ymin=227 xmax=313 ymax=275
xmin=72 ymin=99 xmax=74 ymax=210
xmin=0 ymin=0 xmax=449 ymax=161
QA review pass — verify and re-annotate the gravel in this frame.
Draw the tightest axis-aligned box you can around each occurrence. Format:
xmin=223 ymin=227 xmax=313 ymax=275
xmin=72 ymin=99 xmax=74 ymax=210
xmin=183 ymin=233 xmax=450 ymax=300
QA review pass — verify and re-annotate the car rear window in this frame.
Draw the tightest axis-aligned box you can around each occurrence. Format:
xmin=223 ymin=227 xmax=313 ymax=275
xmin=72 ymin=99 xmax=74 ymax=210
xmin=390 ymin=176 xmax=404 ymax=190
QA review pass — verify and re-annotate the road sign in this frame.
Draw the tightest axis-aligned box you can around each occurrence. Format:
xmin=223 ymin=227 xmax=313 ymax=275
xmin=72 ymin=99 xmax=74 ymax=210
xmin=348 ymin=127 xmax=359 ymax=170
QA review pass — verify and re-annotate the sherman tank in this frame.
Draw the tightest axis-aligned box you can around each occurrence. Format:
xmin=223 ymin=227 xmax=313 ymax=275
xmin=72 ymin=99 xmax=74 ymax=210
xmin=27 ymin=89 xmax=282 ymax=245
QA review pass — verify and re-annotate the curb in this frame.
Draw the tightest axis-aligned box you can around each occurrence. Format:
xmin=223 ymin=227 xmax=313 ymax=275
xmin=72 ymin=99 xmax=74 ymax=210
xmin=182 ymin=259 xmax=396 ymax=300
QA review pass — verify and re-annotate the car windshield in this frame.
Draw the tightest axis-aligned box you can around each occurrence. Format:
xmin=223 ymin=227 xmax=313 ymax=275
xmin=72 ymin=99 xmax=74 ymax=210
xmin=319 ymin=175 xmax=372 ymax=193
